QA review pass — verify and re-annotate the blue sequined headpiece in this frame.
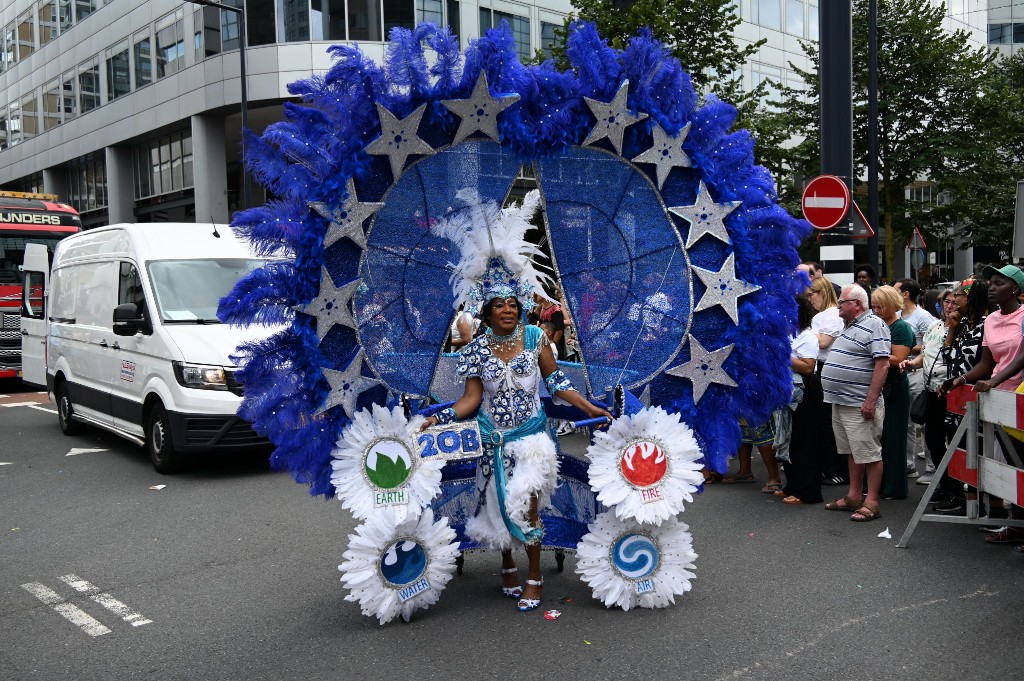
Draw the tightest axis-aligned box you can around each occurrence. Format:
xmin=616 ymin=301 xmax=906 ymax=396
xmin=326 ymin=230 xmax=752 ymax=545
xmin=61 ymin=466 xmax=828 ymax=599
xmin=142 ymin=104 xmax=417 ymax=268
xmin=475 ymin=257 xmax=534 ymax=311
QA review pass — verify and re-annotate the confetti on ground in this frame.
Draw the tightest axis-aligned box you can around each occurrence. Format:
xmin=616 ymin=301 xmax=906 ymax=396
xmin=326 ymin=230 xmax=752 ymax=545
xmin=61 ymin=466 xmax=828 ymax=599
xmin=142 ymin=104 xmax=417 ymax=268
xmin=148 ymin=485 xmax=167 ymax=491
xmin=877 ymin=527 xmax=892 ymax=539
xmin=747 ymin=532 xmax=756 ymax=538
xmin=558 ymin=596 xmax=573 ymax=604
xmin=544 ymin=610 xmax=561 ymax=620
xmin=584 ymin=640 xmax=591 ymax=645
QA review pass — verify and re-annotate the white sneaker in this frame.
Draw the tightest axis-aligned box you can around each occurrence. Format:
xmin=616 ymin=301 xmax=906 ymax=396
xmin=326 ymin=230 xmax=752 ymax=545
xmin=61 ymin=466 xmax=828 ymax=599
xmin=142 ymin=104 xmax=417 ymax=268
xmin=924 ymin=463 xmax=935 ymax=473
xmin=907 ymin=468 xmax=920 ymax=479
xmin=915 ymin=474 xmax=932 ymax=485
xmin=916 ymin=451 xmax=927 ymax=459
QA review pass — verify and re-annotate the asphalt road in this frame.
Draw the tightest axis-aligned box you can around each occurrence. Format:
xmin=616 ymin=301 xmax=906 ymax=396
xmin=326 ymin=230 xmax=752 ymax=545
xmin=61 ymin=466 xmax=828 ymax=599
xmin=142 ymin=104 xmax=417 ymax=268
xmin=1 ymin=377 xmax=1022 ymax=681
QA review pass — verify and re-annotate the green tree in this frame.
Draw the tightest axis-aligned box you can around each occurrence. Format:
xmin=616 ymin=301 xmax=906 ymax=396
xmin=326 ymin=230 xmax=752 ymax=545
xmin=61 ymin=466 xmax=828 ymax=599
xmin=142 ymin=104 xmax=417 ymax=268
xmin=544 ymin=0 xmax=789 ymax=163
xmin=915 ymin=51 xmax=1024 ymax=256
xmin=770 ymin=0 xmax=992 ymax=277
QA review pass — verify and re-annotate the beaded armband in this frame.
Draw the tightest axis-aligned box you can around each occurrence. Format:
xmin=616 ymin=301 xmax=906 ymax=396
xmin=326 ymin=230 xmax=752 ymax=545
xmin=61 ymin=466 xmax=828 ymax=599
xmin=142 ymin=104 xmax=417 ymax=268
xmin=435 ymin=407 xmax=458 ymax=424
xmin=544 ymin=369 xmax=575 ymax=395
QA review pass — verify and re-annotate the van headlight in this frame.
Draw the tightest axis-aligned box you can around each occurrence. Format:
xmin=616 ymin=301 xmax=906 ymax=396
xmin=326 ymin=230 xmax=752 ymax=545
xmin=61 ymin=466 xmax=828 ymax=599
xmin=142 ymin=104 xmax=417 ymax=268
xmin=172 ymin=362 xmax=228 ymax=390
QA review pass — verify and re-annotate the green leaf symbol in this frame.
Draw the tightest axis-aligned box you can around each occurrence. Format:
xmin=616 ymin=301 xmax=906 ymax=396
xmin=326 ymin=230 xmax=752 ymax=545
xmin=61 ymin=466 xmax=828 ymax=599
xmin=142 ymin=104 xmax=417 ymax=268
xmin=365 ymin=449 xmax=411 ymax=489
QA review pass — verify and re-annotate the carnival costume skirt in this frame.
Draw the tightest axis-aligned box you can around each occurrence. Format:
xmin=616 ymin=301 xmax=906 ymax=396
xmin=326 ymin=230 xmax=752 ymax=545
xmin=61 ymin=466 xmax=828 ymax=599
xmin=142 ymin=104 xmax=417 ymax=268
xmin=465 ymin=432 xmax=560 ymax=551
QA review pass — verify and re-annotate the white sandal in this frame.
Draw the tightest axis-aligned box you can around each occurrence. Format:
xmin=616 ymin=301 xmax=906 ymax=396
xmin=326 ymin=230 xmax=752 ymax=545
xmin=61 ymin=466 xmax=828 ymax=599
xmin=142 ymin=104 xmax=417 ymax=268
xmin=517 ymin=578 xmax=543 ymax=611
xmin=500 ymin=567 xmax=522 ymax=599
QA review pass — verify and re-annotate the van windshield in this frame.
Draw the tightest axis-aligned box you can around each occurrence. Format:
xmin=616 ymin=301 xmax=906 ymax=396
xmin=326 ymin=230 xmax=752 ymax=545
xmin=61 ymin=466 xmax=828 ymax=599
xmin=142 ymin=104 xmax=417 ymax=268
xmin=148 ymin=259 xmax=264 ymax=323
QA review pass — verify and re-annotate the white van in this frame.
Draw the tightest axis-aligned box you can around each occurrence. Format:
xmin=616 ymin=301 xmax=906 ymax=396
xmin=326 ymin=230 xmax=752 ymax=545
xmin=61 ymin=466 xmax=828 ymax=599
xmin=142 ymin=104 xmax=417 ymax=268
xmin=22 ymin=223 xmax=280 ymax=473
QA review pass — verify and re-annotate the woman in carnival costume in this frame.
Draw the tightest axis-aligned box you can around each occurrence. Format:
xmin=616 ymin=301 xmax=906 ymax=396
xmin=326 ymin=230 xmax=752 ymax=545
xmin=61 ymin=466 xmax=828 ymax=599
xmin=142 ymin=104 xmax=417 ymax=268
xmin=420 ymin=190 xmax=613 ymax=611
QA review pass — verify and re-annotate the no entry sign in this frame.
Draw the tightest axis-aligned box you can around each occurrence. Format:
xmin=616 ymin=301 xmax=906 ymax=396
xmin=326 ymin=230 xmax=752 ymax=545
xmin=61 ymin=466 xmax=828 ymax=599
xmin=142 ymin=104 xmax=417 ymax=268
xmin=801 ymin=175 xmax=850 ymax=230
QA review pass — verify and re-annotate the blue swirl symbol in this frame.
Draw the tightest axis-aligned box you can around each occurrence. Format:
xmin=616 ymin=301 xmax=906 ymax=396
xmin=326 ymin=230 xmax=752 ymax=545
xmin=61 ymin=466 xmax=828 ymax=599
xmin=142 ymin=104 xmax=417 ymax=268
xmin=380 ymin=540 xmax=427 ymax=586
xmin=612 ymin=534 xmax=659 ymax=579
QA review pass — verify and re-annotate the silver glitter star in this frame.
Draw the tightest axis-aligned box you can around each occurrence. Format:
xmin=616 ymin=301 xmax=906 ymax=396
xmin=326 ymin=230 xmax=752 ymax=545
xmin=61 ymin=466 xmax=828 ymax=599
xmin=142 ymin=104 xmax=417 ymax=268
xmin=441 ymin=71 xmax=520 ymax=147
xmin=304 ymin=267 xmax=360 ymax=339
xmin=365 ymin=102 xmax=435 ymax=180
xmin=309 ymin=178 xmax=383 ymax=250
xmin=670 ymin=180 xmax=740 ymax=248
xmin=318 ymin=350 xmax=381 ymax=417
xmin=692 ymin=253 xmax=761 ymax=324
xmin=582 ymin=79 xmax=649 ymax=156
xmin=666 ymin=335 xmax=737 ymax=404
xmin=631 ymin=122 xmax=692 ymax=189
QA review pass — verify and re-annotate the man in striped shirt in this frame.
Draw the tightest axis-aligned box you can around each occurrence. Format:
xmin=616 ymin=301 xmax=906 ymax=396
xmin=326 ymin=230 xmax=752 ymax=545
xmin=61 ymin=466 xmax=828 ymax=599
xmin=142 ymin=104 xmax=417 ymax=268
xmin=820 ymin=285 xmax=891 ymax=521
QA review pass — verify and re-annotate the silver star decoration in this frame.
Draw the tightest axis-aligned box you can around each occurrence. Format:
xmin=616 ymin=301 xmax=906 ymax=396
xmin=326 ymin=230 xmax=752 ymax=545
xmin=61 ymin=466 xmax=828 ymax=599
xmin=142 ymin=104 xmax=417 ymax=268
xmin=441 ymin=71 xmax=520 ymax=147
xmin=309 ymin=178 xmax=382 ymax=249
xmin=631 ymin=122 xmax=692 ymax=189
xmin=365 ymin=102 xmax=435 ymax=180
xmin=318 ymin=350 xmax=381 ymax=417
xmin=304 ymin=267 xmax=360 ymax=339
xmin=670 ymin=180 xmax=741 ymax=248
xmin=666 ymin=336 xmax=737 ymax=404
xmin=582 ymin=79 xmax=649 ymax=156
xmin=692 ymin=253 xmax=761 ymax=325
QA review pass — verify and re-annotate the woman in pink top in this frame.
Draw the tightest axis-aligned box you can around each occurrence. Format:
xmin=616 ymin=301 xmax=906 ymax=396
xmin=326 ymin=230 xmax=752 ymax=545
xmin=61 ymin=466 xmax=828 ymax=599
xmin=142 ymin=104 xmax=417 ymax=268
xmin=946 ymin=264 xmax=1024 ymax=546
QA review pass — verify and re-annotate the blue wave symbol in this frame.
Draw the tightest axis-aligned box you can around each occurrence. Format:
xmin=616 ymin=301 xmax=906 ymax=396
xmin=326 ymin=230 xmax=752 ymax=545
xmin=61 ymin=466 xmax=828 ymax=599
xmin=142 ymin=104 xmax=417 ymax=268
xmin=380 ymin=540 xmax=427 ymax=586
xmin=612 ymin=534 xmax=659 ymax=579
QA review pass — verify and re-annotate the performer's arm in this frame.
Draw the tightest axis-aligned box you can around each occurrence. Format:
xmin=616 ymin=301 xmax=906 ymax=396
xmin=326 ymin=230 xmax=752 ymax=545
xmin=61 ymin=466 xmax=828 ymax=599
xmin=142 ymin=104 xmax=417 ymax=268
xmin=418 ymin=377 xmax=483 ymax=431
xmin=537 ymin=343 xmax=612 ymax=424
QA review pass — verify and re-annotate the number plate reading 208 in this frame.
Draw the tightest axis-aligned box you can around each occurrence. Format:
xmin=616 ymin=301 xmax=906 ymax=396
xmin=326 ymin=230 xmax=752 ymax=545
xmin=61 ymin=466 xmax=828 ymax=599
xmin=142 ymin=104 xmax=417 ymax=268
xmin=417 ymin=422 xmax=482 ymax=461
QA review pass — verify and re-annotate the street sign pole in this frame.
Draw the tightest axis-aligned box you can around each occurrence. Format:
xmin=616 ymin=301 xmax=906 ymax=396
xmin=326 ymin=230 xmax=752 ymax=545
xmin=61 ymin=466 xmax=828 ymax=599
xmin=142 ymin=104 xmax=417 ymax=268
xmin=819 ymin=0 xmax=855 ymax=287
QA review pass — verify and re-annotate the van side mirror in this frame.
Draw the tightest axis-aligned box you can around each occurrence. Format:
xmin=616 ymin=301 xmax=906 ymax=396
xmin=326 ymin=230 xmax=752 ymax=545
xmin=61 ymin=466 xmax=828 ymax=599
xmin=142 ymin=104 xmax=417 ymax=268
xmin=113 ymin=303 xmax=150 ymax=336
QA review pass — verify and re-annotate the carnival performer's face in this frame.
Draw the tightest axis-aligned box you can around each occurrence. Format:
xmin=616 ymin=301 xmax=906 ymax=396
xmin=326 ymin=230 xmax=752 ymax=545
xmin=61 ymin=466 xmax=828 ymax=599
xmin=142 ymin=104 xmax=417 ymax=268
xmin=488 ymin=297 xmax=520 ymax=334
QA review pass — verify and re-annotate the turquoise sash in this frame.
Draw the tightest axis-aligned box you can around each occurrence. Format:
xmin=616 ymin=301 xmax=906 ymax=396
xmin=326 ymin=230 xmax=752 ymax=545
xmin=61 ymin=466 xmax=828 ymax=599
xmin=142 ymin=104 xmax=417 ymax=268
xmin=477 ymin=409 xmax=548 ymax=544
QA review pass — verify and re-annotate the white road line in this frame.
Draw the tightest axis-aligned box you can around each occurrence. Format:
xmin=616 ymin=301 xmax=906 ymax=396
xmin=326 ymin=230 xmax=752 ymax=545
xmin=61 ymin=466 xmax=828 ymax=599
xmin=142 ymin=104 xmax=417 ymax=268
xmin=21 ymin=583 xmax=111 ymax=637
xmin=65 ymin=448 xmax=108 ymax=457
xmin=59 ymin=575 xmax=152 ymax=627
xmin=27 ymin=404 xmax=57 ymax=414
xmin=0 ymin=462 xmax=11 ymax=466
xmin=0 ymin=401 xmax=39 ymax=408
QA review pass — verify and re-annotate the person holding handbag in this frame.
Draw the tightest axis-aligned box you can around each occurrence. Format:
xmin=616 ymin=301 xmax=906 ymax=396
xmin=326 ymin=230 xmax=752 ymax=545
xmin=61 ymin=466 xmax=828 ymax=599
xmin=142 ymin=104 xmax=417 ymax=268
xmin=900 ymin=289 xmax=954 ymax=490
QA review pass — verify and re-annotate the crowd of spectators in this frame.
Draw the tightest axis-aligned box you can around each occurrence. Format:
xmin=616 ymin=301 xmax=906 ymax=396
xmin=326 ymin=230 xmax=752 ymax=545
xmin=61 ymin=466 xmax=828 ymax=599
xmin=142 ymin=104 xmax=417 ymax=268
xmin=715 ymin=260 xmax=1024 ymax=549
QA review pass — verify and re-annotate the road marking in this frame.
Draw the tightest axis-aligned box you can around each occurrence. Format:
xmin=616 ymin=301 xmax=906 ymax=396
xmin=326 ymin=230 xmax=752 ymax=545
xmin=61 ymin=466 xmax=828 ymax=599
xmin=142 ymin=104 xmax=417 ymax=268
xmin=28 ymin=404 xmax=57 ymax=414
xmin=66 ymin=448 xmax=108 ymax=457
xmin=21 ymin=583 xmax=111 ymax=637
xmin=0 ymin=462 xmax=11 ymax=466
xmin=0 ymin=401 xmax=39 ymax=408
xmin=59 ymin=575 xmax=152 ymax=627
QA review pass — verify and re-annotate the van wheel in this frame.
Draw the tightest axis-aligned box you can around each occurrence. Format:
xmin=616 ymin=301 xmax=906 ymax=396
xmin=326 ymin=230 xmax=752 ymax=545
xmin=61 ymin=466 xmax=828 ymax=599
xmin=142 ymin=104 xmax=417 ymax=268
xmin=55 ymin=382 xmax=84 ymax=436
xmin=147 ymin=404 xmax=184 ymax=474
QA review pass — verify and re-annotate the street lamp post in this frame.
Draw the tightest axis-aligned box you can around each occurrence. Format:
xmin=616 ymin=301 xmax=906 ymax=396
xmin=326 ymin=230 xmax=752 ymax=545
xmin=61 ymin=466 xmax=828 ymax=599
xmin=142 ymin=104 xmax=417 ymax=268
xmin=183 ymin=0 xmax=251 ymax=210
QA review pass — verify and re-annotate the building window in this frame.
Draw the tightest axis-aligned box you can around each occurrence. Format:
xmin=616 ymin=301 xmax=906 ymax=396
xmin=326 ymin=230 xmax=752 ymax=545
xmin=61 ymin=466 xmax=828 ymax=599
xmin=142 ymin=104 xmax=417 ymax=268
xmin=753 ymin=0 xmax=782 ymax=30
xmin=786 ymin=0 xmax=804 ymax=37
xmin=480 ymin=9 xmax=529 ymax=60
xmin=68 ymin=152 xmax=107 ymax=212
xmin=17 ymin=10 xmax=35 ymax=61
xmin=446 ymin=0 xmax=459 ymax=36
xmin=134 ymin=31 xmax=153 ymax=88
xmin=106 ymin=41 xmax=130 ymax=101
xmin=134 ymin=131 xmax=194 ymax=200
xmin=312 ymin=0 xmax=346 ymax=40
xmin=44 ymin=79 xmax=62 ymax=130
xmin=1015 ymin=23 xmax=1024 ymax=43
xmin=751 ymin=62 xmax=782 ymax=102
xmin=74 ymin=0 xmax=97 ymax=23
xmin=990 ymin=23 xmax=1013 ymax=43
xmin=21 ymin=91 xmax=40 ymax=141
xmin=279 ymin=0 xmax=310 ymax=42
xmin=196 ymin=7 xmax=222 ymax=58
xmin=62 ymin=70 xmax=77 ymax=121
xmin=0 ymin=107 xmax=7 ymax=151
xmin=156 ymin=10 xmax=185 ymax=78
xmin=4 ymin=23 xmax=16 ymax=70
xmin=59 ymin=0 xmax=73 ymax=32
xmin=417 ymin=0 xmax=444 ymax=25
xmin=78 ymin=58 xmax=100 ymax=114
xmin=7 ymin=101 xmax=22 ymax=146
xmin=221 ymin=0 xmax=243 ymax=51
xmin=540 ymin=21 xmax=558 ymax=58
xmin=384 ymin=0 xmax=415 ymax=34
xmin=348 ymin=0 xmax=383 ymax=41
xmin=39 ymin=1 xmax=59 ymax=46
xmin=248 ymin=0 xmax=276 ymax=45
